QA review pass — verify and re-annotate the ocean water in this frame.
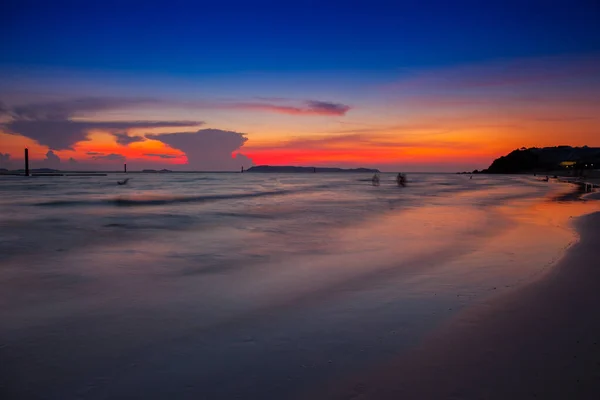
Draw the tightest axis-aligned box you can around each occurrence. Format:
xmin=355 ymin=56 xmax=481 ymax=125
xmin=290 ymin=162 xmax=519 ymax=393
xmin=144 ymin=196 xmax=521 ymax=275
xmin=0 ymin=173 xmax=591 ymax=399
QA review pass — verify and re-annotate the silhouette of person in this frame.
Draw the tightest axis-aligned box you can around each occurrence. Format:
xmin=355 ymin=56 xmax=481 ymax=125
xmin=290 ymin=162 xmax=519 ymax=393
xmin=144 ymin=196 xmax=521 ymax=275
xmin=372 ymin=174 xmax=380 ymax=186
xmin=397 ymin=173 xmax=406 ymax=186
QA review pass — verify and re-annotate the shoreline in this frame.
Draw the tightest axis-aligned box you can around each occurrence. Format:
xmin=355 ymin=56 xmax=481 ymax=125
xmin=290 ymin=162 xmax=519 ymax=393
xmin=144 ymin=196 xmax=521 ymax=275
xmin=329 ymin=208 xmax=600 ymax=400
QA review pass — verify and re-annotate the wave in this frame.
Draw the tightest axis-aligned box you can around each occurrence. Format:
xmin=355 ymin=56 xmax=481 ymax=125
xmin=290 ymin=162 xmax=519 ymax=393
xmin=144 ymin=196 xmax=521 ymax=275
xmin=34 ymin=189 xmax=292 ymax=208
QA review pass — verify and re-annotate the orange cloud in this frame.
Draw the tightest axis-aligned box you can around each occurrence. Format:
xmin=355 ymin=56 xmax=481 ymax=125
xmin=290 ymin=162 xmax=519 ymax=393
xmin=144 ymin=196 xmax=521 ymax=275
xmin=70 ymin=135 xmax=186 ymax=164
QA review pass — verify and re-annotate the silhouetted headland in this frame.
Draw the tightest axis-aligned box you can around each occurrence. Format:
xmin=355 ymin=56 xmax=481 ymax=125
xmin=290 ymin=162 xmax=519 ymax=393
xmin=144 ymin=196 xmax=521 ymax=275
xmin=246 ymin=165 xmax=380 ymax=173
xmin=458 ymin=146 xmax=600 ymax=174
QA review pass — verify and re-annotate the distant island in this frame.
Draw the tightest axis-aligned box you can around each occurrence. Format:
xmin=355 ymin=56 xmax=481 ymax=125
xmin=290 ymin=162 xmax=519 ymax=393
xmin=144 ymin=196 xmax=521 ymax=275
xmin=141 ymin=169 xmax=173 ymax=173
xmin=459 ymin=146 xmax=600 ymax=175
xmin=246 ymin=165 xmax=380 ymax=173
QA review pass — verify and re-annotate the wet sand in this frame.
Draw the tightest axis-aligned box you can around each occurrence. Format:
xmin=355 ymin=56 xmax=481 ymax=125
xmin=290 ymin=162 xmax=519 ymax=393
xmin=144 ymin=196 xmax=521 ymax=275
xmin=329 ymin=210 xmax=600 ymax=400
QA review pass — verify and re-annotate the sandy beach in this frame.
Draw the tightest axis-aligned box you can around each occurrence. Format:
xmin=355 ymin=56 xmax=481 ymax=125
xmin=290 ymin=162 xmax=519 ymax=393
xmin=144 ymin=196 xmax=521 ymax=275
xmin=328 ymin=208 xmax=600 ymax=399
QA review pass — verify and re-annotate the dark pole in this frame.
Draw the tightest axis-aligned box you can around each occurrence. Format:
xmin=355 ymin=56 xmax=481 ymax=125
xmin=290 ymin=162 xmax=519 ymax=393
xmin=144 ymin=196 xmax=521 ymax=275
xmin=124 ymin=163 xmax=127 ymax=173
xmin=24 ymin=148 xmax=29 ymax=176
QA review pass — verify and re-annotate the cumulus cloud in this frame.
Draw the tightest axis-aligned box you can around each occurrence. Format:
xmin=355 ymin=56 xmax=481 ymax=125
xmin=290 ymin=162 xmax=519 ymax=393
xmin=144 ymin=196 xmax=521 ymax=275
xmin=3 ymin=119 xmax=202 ymax=151
xmin=5 ymin=120 xmax=91 ymax=150
xmin=1 ymin=97 xmax=203 ymax=150
xmin=113 ymin=132 xmax=146 ymax=146
xmin=147 ymin=129 xmax=253 ymax=171
xmin=42 ymin=150 xmax=61 ymax=168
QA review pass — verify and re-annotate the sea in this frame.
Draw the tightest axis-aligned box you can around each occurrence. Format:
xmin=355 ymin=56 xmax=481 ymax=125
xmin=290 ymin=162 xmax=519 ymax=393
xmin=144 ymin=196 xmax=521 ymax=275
xmin=0 ymin=172 xmax=594 ymax=399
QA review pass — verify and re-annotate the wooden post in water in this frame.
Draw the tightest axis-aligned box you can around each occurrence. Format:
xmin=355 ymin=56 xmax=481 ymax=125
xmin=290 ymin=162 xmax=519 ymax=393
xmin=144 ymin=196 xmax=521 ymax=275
xmin=124 ymin=163 xmax=127 ymax=173
xmin=241 ymin=166 xmax=244 ymax=173
xmin=24 ymin=148 xmax=29 ymax=176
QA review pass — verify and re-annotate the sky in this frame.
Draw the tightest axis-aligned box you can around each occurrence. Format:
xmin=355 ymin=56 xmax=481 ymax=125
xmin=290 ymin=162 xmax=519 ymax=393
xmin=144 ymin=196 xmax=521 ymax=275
xmin=1 ymin=0 xmax=599 ymax=172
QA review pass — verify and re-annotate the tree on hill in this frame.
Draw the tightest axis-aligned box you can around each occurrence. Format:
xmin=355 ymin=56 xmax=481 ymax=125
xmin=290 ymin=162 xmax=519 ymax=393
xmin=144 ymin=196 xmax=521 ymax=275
xmin=485 ymin=149 xmax=540 ymax=173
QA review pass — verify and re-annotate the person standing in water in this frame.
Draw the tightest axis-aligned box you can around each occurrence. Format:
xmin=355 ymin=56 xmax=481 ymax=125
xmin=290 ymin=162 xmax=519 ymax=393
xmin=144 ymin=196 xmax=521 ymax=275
xmin=397 ymin=173 xmax=406 ymax=187
xmin=372 ymin=173 xmax=380 ymax=186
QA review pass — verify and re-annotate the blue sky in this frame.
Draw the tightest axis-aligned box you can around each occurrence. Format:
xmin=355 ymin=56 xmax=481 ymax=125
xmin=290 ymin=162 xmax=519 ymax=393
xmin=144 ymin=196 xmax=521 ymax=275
xmin=3 ymin=1 xmax=599 ymax=74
